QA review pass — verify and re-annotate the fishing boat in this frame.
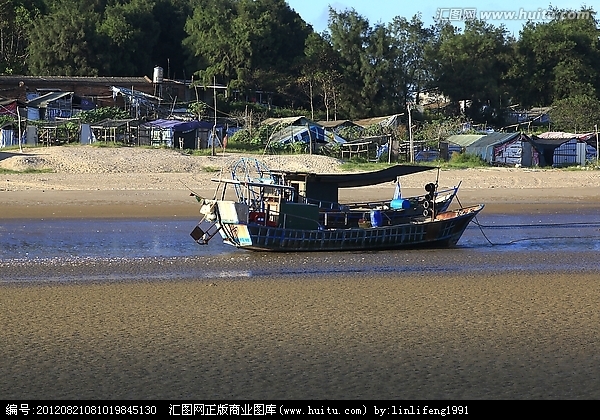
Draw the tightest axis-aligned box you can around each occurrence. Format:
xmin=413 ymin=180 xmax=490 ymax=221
xmin=190 ymin=158 xmax=483 ymax=252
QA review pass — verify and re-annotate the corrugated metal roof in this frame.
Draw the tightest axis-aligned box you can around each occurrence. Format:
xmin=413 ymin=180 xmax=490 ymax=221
xmin=269 ymin=125 xmax=328 ymax=144
xmin=476 ymin=132 xmax=521 ymax=144
xmin=466 ymin=133 xmax=523 ymax=161
xmin=532 ymin=132 xmax=596 ymax=148
xmin=537 ymin=131 xmax=594 ymax=140
xmin=111 ymin=86 xmax=161 ymax=101
xmin=318 ymin=120 xmax=356 ymax=129
xmin=26 ymin=91 xmax=73 ymax=107
xmin=353 ymin=114 xmax=403 ymax=128
xmin=262 ymin=116 xmax=314 ymax=127
xmin=445 ymin=134 xmax=485 ymax=147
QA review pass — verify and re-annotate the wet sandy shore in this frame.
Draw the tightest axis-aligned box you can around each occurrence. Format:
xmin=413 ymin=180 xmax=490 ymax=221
xmin=2 ymin=184 xmax=600 ymax=219
xmin=1 ymin=270 xmax=599 ymax=400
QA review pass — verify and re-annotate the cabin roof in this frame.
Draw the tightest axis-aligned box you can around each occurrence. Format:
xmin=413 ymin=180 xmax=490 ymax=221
xmin=274 ymin=165 xmax=434 ymax=188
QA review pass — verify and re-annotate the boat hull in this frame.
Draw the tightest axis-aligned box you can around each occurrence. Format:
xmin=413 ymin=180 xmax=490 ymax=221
xmin=218 ymin=205 xmax=483 ymax=252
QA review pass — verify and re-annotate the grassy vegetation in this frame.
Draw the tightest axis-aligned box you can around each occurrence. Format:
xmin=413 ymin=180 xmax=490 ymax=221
xmin=180 ymin=140 xmax=265 ymax=156
xmin=0 ymin=145 xmax=34 ymax=152
xmin=89 ymin=141 xmax=128 ymax=148
xmin=562 ymin=162 xmax=600 ymax=170
xmin=0 ymin=168 xmax=53 ymax=174
xmin=434 ymin=153 xmax=488 ymax=169
xmin=338 ymin=153 xmax=490 ymax=171
xmin=201 ymin=166 xmax=221 ymax=173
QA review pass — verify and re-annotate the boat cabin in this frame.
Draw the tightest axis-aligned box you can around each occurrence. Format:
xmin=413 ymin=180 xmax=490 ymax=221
xmin=273 ymin=165 xmax=434 ymax=208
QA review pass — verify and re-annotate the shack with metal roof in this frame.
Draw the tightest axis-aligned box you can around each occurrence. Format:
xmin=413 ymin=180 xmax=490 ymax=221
xmin=531 ymin=132 xmax=598 ymax=167
xmin=446 ymin=132 xmax=538 ymax=166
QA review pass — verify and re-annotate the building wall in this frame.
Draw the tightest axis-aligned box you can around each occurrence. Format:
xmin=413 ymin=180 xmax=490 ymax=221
xmin=553 ymin=140 xmax=596 ymax=166
xmin=493 ymin=139 xmax=539 ymax=167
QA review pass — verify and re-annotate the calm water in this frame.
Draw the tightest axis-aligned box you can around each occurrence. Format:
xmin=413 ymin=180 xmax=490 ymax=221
xmin=2 ymin=212 xmax=600 ymax=283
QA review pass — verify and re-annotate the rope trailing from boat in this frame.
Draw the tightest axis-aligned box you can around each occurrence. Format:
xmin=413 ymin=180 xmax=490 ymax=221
xmin=456 ymin=195 xmax=600 ymax=246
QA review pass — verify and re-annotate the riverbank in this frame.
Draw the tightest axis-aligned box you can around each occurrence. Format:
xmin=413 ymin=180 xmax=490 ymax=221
xmin=1 ymin=146 xmax=600 ymax=218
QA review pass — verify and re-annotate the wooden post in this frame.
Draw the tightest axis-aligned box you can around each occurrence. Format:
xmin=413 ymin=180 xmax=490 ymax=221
xmin=408 ymin=103 xmax=414 ymax=163
xmin=212 ymin=77 xmax=217 ymax=157
xmin=595 ymin=124 xmax=599 ymax=165
xmin=306 ymin=123 xmax=313 ymax=155
xmin=17 ymin=104 xmax=23 ymax=153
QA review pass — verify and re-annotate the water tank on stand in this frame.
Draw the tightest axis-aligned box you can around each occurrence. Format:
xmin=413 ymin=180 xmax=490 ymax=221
xmin=152 ymin=66 xmax=164 ymax=98
xmin=152 ymin=66 xmax=164 ymax=84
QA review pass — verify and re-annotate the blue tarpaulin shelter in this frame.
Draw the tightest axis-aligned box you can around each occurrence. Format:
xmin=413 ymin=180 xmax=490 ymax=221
xmin=269 ymin=125 xmax=346 ymax=145
xmin=144 ymin=119 xmax=217 ymax=149
xmin=146 ymin=119 xmax=213 ymax=132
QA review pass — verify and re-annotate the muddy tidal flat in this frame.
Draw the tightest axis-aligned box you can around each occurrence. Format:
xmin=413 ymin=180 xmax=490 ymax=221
xmin=1 ymin=250 xmax=600 ymax=400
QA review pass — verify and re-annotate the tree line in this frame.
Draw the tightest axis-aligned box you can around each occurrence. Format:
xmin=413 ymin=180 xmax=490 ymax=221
xmin=1 ymin=0 xmax=600 ymax=130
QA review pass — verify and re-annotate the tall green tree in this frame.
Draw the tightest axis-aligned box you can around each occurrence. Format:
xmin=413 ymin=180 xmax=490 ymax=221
xmin=0 ymin=0 xmax=45 ymax=74
xmin=96 ymin=0 xmax=160 ymax=76
xmin=361 ymin=22 xmax=397 ymax=116
xmin=298 ymin=31 xmax=341 ymax=120
xmin=27 ymin=0 xmax=163 ymax=77
xmin=327 ymin=7 xmax=372 ymax=118
xmin=548 ymin=94 xmax=600 ymax=132
xmin=27 ymin=1 xmax=103 ymax=75
xmin=328 ymin=8 xmax=432 ymax=118
xmin=510 ymin=7 xmax=600 ymax=108
xmin=429 ymin=19 xmax=514 ymax=122
xmin=388 ymin=14 xmax=434 ymax=109
xmin=184 ymin=0 xmax=240 ymax=86
xmin=151 ymin=0 xmax=193 ymax=80
xmin=183 ymin=0 xmax=311 ymax=96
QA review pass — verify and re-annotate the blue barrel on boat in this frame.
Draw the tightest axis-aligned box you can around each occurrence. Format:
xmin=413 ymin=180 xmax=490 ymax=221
xmin=390 ymin=198 xmax=411 ymax=210
xmin=370 ymin=209 xmax=383 ymax=227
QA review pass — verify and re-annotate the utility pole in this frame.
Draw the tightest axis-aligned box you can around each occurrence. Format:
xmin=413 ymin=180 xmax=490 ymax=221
xmin=408 ymin=103 xmax=414 ymax=163
xmin=595 ymin=124 xmax=598 ymax=165
xmin=212 ymin=76 xmax=217 ymax=157
xmin=17 ymin=104 xmax=23 ymax=153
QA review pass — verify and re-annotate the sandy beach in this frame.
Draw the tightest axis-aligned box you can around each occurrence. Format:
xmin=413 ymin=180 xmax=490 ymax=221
xmin=1 ymin=146 xmax=600 ymax=400
xmin=1 ymin=145 xmax=600 ymax=218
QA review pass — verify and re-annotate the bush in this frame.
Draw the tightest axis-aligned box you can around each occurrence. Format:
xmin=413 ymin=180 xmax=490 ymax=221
xmin=447 ymin=152 xmax=488 ymax=168
xmin=77 ymin=107 xmax=130 ymax=124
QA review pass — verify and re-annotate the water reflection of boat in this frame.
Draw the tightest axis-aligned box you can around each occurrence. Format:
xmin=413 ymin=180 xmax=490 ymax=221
xmin=190 ymin=158 xmax=483 ymax=252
